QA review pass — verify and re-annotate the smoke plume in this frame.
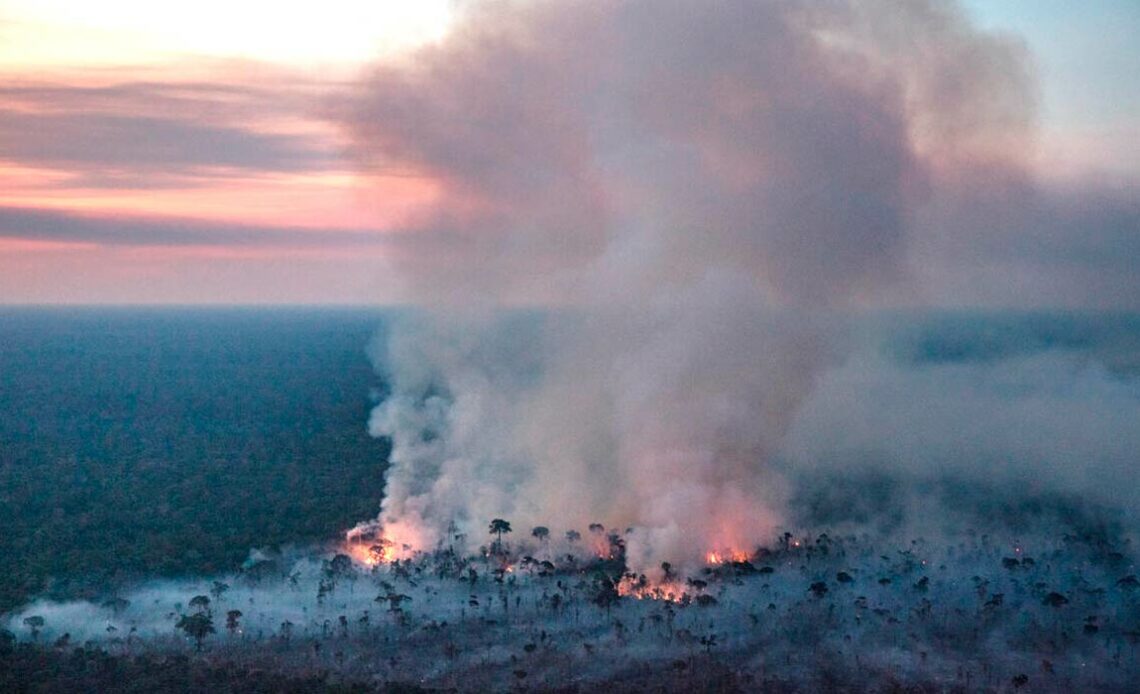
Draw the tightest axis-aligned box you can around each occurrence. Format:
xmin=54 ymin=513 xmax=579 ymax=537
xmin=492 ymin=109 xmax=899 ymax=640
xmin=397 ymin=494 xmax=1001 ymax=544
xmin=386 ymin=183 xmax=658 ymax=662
xmin=338 ymin=0 xmax=1040 ymax=572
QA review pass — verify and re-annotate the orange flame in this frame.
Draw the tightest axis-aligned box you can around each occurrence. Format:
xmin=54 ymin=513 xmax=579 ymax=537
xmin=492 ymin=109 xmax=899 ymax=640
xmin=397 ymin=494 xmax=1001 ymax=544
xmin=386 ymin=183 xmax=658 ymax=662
xmin=616 ymin=575 xmax=688 ymax=602
xmin=344 ymin=521 xmax=418 ymax=566
xmin=706 ymin=549 xmax=750 ymax=565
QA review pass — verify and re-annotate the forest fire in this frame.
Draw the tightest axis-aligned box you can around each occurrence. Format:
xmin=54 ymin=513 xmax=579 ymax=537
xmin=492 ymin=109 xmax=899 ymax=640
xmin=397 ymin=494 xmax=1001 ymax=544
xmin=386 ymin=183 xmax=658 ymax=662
xmin=615 ymin=547 xmax=753 ymax=603
xmin=616 ymin=575 xmax=688 ymax=602
xmin=706 ymin=549 xmax=750 ymax=565
xmin=342 ymin=541 xmax=389 ymax=567
xmin=344 ymin=521 xmax=417 ymax=566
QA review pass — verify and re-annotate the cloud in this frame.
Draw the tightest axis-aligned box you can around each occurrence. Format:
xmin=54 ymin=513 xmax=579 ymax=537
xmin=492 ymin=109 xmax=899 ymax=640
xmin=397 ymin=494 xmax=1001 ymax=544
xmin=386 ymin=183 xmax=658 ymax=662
xmin=0 ymin=75 xmax=342 ymax=182
xmin=0 ymin=206 xmax=397 ymax=249
xmin=0 ymin=109 xmax=333 ymax=174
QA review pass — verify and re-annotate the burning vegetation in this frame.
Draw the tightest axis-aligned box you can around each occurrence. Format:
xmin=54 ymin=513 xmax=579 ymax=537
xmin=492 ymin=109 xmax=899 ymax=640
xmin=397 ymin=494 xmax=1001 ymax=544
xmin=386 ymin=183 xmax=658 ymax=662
xmin=5 ymin=506 xmax=1140 ymax=692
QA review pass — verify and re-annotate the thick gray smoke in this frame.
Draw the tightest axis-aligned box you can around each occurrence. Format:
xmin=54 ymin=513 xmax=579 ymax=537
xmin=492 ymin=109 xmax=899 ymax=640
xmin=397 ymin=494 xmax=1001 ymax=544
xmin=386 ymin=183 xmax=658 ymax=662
xmin=338 ymin=0 xmax=1051 ymax=572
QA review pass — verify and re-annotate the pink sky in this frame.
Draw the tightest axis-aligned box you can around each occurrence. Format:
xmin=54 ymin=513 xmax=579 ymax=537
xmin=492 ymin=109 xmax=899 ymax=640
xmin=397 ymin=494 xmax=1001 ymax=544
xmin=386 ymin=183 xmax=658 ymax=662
xmin=0 ymin=61 xmax=443 ymax=303
xmin=0 ymin=1 xmax=1136 ymax=306
xmin=0 ymin=1 xmax=453 ymax=304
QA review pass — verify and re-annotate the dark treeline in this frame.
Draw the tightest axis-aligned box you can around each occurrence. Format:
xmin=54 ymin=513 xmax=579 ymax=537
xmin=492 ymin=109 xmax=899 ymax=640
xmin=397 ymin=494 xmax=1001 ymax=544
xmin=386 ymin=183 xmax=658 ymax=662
xmin=0 ymin=308 xmax=391 ymax=612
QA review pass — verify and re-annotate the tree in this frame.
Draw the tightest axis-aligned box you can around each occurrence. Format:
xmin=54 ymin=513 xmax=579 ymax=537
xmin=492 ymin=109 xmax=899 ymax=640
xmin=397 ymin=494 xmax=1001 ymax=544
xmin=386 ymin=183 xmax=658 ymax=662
xmin=566 ymin=530 xmax=581 ymax=544
xmin=0 ymin=628 xmax=16 ymax=653
xmin=531 ymin=526 xmax=550 ymax=543
xmin=210 ymin=581 xmax=229 ymax=601
xmin=328 ymin=553 xmax=353 ymax=577
xmin=188 ymin=595 xmax=211 ymax=615
xmin=22 ymin=615 xmax=44 ymax=641
xmin=489 ymin=518 xmax=512 ymax=553
xmin=369 ymin=539 xmax=394 ymax=564
xmin=176 ymin=613 xmax=215 ymax=651
xmin=376 ymin=592 xmax=412 ymax=612
xmin=225 ymin=609 xmax=242 ymax=635
xmin=322 ymin=552 xmax=357 ymax=593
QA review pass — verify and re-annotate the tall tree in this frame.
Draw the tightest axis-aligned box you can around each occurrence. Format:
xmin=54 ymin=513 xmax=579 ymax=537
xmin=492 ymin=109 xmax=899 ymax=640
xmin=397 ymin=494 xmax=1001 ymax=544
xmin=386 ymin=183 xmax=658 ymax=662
xmin=489 ymin=518 xmax=513 ymax=554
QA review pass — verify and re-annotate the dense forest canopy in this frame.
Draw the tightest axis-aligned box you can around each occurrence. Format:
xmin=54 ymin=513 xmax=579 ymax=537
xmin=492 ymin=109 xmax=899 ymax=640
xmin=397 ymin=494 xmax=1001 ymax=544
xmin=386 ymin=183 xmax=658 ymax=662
xmin=0 ymin=308 xmax=391 ymax=613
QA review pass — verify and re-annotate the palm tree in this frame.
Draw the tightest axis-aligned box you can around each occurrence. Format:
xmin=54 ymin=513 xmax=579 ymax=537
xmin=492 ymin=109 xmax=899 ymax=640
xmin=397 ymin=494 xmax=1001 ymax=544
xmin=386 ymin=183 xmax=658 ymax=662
xmin=489 ymin=518 xmax=513 ymax=554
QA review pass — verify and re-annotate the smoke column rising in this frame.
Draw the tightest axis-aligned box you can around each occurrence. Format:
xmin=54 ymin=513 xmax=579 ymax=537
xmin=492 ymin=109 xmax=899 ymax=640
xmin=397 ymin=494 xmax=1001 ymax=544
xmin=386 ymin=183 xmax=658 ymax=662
xmin=340 ymin=0 xmax=1037 ymax=572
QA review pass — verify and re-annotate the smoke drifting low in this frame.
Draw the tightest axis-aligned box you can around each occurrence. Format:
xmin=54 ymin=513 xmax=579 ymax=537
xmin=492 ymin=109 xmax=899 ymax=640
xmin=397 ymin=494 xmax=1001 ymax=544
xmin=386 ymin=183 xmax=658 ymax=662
xmin=337 ymin=1 xmax=1134 ymax=571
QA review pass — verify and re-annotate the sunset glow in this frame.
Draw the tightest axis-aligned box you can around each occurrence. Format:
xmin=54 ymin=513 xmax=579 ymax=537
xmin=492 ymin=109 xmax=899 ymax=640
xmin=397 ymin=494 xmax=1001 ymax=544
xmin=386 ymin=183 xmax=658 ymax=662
xmin=0 ymin=1 xmax=457 ymax=303
xmin=1 ymin=1 xmax=455 ymax=67
xmin=1 ymin=1 xmax=1136 ymax=306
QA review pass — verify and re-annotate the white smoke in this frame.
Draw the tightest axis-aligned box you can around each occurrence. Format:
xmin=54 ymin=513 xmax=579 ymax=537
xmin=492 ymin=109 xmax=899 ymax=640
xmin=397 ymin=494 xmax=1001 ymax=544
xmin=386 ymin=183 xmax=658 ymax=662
xmin=341 ymin=0 xmax=1043 ymax=572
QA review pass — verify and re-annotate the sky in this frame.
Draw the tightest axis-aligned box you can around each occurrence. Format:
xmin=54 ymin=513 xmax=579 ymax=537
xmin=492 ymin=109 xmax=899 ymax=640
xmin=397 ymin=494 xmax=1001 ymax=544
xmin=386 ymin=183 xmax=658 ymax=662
xmin=0 ymin=0 xmax=1136 ymax=306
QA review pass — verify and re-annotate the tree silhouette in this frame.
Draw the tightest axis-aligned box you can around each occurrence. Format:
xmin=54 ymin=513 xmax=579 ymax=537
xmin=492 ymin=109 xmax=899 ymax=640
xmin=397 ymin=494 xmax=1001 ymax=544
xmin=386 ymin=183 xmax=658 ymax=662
xmin=376 ymin=592 xmax=413 ymax=612
xmin=22 ymin=615 xmax=44 ymax=641
xmin=566 ymin=530 xmax=581 ymax=544
xmin=225 ymin=610 xmax=242 ymax=635
xmin=328 ymin=553 xmax=353 ymax=577
xmin=489 ymin=518 xmax=512 ymax=553
xmin=531 ymin=526 xmax=550 ymax=543
xmin=176 ymin=613 xmax=215 ymax=651
xmin=188 ymin=595 xmax=211 ymax=615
